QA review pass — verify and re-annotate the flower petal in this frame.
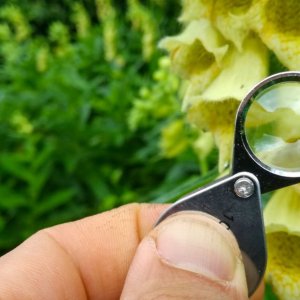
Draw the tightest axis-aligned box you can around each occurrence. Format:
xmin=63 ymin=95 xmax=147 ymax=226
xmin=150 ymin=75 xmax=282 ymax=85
xmin=264 ymin=186 xmax=300 ymax=300
xmin=199 ymin=36 xmax=268 ymax=101
xmin=212 ymin=0 xmax=253 ymax=51
xmin=245 ymin=81 xmax=300 ymax=171
xmin=159 ymin=20 xmax=228 ymax=79
xmin=160 ymin=119 xmax=189 ymax=158
xmin=250 ymin=0 xmax=300 ymax=70
xmin=265 ymin=186 xmax=300 ymax=236
xmin=179 ymin=0 xmax=213 ymax=23
xmin=186 ymin=37 xmax=268 ymax=170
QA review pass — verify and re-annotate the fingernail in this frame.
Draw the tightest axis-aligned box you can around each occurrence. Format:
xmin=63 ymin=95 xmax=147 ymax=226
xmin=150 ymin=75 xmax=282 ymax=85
xmin=156 ymin=213 xmax=239 ymax=281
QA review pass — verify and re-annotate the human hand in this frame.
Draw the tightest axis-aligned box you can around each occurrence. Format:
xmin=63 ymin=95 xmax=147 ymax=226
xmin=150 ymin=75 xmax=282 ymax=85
xmin=0 ymin=203 xmax=264 ymax=299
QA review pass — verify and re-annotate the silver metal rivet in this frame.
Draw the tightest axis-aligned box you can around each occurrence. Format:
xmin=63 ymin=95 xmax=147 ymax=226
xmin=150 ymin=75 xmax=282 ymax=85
xmin=234 ymin=177 xmax=254 ymax=198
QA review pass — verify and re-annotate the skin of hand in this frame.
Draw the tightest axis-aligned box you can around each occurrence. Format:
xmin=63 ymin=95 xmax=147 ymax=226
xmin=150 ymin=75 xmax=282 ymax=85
xmin=0 ymin=203 xmax=264 ymax=300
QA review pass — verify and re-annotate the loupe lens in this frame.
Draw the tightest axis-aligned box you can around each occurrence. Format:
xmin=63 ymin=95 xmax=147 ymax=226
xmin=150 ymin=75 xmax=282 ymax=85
xmin=245 ymin=81 xmax=300 ymax=172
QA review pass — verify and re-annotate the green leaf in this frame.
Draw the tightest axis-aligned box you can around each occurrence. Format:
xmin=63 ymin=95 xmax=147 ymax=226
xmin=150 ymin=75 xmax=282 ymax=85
xmin=0 ymin=186 xmax=27 ymax=209
xmin=151 ymin=167 xmax=218 ymax=204
xmin=33 ymin=189 xmax=76 ymax=217
xmin=0 ymin=153 xmax=34 ymax=183
xmin=0 ymin=215 xmax=5 ymax=231
xmin=264 ymin=283 xmax=279 ymax=300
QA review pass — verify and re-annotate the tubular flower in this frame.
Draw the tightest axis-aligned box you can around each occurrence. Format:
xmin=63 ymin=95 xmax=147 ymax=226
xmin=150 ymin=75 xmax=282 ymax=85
xmin=159 ymin=19 xmax=228 ymax=82
xmin=160 ymin=9 xmax=268 ymax=172
xmin=160 ymin=119 xmax=189 ymax=158
xmin=186 ymin=36 xmax=268 ymax=170
xmin=249 ymin=0 xmax=300 ymax=70
xmin=161 ymin=0 xmax=300 ymax=298
xmin=264 ymin=186 xmax=300 ymax=300
xmin=212 ymin=0 xmax=253 ymax=51
xmin=179 ymin=0 xmax=213 ymax=23
xmin=127 ymin=0 xmax=157 ymax=60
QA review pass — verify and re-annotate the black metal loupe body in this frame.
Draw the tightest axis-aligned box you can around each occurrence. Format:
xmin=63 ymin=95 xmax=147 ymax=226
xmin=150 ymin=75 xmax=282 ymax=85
xmin=156 ymin=71 xmax=300 ymax=296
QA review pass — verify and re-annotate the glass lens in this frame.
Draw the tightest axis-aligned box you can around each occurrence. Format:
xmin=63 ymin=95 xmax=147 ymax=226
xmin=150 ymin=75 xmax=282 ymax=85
xmin=245 ymin=81 xmax=300 ymax=172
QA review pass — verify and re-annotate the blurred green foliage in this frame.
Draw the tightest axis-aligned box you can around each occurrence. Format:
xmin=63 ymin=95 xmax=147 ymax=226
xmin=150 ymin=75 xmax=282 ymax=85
xmin=265 ymin=283 xmax=279 ymax=300
xmin=0 ymin=0 xmax=215 ymax=253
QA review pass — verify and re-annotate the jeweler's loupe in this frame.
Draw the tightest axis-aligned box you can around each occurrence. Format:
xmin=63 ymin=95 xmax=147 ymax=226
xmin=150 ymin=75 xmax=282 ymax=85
xmin=233 ymin=71 xmax=300 ymax=190
xmin=156 ymin=71 xmax=300 ymax=297
xmin=245 ymin=79 xmax=300 ymax=173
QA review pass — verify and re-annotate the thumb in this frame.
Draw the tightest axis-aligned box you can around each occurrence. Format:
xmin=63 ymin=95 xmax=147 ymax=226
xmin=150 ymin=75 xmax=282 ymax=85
xmin=121 ymin=211 xmax=248 ymax=300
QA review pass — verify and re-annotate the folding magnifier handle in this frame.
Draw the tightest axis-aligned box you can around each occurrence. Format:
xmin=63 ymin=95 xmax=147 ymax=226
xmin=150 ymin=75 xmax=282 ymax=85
xmin=156 ymin=71 xmax=300 ymax=297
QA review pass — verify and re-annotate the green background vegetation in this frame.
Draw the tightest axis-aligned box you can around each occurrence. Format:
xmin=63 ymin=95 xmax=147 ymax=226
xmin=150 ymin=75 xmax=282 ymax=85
xmin=0 ymin=0 xmax=209 ymax=253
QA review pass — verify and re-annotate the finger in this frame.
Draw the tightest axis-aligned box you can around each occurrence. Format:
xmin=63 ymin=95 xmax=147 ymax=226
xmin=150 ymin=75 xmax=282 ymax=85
xmin=0 ymin=203 xmax=166 ymax=300
xmin=121 ymin=211 xmax=252 ymax=300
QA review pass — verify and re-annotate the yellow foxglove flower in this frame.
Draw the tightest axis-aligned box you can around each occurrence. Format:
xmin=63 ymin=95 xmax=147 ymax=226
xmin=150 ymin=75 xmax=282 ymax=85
xmin=0 ymin=6 xmax=31 ymax=41
xmin=193 ymin=131 xmax=215 ymax=173
xmin=127 ymin=0 xmax=157 ymax=60
xmin=249 ymin=0 xmax=300 ymax=70
xmin=193 ymin=131 xmax=214 ymax=159
xmin=72 ymin=3 xmax=91 ymax=39
xmin=95 ymin=0 xmax=119 ymax=62
xmin=160 ymin=120 xmax=189 ymax=158
xmin=159 ymin=19 xmax=228 ymax=81
xmin=187 ymin=37 xmax=268 ymax=171
xmin=264 ymin=186 xmax=300 ymax=300
xmin=36 ymin=46 xmax=49 ymax=73
xmin=212 ymin=0 xmax=253 ymax=51
xmin=179 ymin=0 xmax=213 ymax=23
xmin=11 ymin=112 xmax=33 ymax=135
